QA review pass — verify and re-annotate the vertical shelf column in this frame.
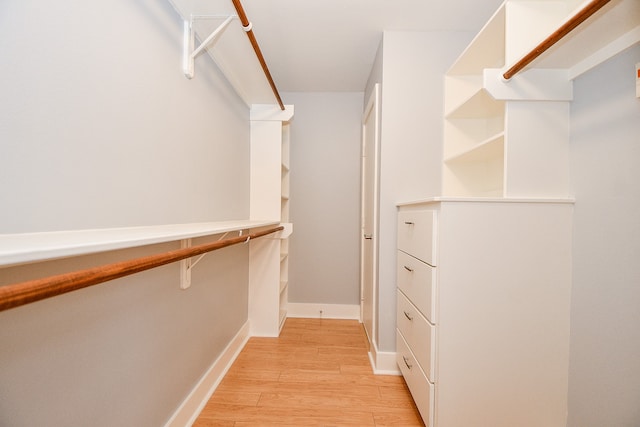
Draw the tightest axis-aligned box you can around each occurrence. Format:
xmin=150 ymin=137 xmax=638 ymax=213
xmin=248 ymin=104 xmax=294 ymax=337
xmin=442 ymin=4 xmax=506 ymax=198
xmin=279 ymin=122 xmax=291 ymax=330
xmin=442 ymin=0 xmax=574 ymax=199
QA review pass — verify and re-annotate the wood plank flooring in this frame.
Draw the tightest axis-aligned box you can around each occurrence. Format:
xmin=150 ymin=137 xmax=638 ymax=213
xmin=193 ymin=318 xmax=424 ymax=426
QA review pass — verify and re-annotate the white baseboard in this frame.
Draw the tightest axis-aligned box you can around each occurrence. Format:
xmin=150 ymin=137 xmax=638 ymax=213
xmin=164 ymin=321 xmax=251 ymax=427
xmin=286 ymin=303 xmax=361 ymax=320
xmin=368 ymin=342 xmax=401 ymax=375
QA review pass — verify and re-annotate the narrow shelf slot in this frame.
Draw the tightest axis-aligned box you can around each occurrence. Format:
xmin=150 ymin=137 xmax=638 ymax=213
xmin=280 ymin=280 xmax=288 ymax=293
xmin=445 ymin=89 xmax=504 ymax=120
xmin=281 ymin=175 xmax=290 ymax=199
xmin=447 ymin=4 xmax=506 ymax=75
xmin=443 ymin=113 xmax=505 ymax=160
xmin=444 ymin=75 xmax=483 ymax=117
xmin=278 ymin=309 xmax=287 ymax=328
xmin=443 ymin=135 xmax=505 ymax=198
xmin=444 ymin=132 xmax=505 ymax=164
xmin=281 ymin=199 xmax=290 ymax=222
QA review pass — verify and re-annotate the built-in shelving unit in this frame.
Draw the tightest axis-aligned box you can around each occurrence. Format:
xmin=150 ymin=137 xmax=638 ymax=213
xmin=278 ymin=122 xmax=291 ymax=330
xmin=442 ymin=0 xmax=639 ymax=199
xmin=248 ymin=104 xmax=294 ymax=337
xmin=442 ymin=3 xmax=506 ymax=197
xmin=399 ymin=2 xmax=639 ymax=425
xmin=281 ymin=123 xmax=291 ymax=223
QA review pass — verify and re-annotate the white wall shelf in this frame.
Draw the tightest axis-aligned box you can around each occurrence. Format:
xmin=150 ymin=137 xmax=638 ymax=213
xmin=445 ymin=89 xmax=504 ymax=119
xmin=279 ymin=280 xmax=288 ymax=293
xmin=397 ymin=197 xmax=575 ymax=207
xmin=444 ymin=132 xmax=505 ymax=164
xmin=443 ymin=75 xmax=483 ymax=116
xmin=447 ymin=5 xmax=506 ymax=76
xmin=0 ymin=220 xmax=279 ymax=268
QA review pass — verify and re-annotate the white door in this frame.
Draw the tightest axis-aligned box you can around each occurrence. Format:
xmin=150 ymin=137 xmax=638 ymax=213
xmin=360 ymin=84 xmax=379 ymax=347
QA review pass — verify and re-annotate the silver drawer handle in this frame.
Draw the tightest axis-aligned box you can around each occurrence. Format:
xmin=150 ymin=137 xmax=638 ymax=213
xmin=403 ymin=311 xmax=413 ymax=321
xmin=403 ymin=265 xmax=413 ymax=272
xmin=404 ymin=221 xmax=414 ymax=225
xmin=403 ymin=356 xmax=412 ymax=370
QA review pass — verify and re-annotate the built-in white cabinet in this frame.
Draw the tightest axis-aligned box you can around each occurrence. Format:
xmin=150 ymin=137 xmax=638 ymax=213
xmin=397 ymin=199 xmax=573 ymax=427
xmin=248 ymin=105 xmax=294 ymax=337
xmin=396 ymin=1 xmax=640 ymax=423
xmin=395 ymin=209 xmax=437 ymax=425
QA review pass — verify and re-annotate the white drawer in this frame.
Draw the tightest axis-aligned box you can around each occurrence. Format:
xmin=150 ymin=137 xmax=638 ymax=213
xmin=397 ymin=329 xmax=434 ymax=427
xmin=397 ymin=290 xmax=436 ymax=382
xmin=397 ymin=210 xmax=437 ymax=266
xmin=397 ymin=250 xmax=436 ymax=323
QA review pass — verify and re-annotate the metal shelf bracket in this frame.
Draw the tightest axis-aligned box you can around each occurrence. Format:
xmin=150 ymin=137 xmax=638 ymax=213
xmin=183 ymin=15 xmax=237 ymax=79
xmin=179 ymin=230 xmax=249 ymax=289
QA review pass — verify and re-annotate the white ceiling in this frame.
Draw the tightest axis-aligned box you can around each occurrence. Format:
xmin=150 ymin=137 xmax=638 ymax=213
xmin=239 ymin=0 xmax=505 ymax=92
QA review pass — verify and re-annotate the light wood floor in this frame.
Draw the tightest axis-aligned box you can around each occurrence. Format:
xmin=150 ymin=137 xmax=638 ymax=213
xmin=193 ymin=318 xmax=424 ymax=426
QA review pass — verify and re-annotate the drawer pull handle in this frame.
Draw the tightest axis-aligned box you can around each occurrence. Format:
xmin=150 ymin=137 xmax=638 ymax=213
xmin=403 ymin=356 xmax=412 ymax=370
xmin=404 ymin=221 xmax=414 ymax=225
xmin=403 ymin=265 xmax=413 ymax=273
xmin=403 ymin=311 xmax=413 ymax=321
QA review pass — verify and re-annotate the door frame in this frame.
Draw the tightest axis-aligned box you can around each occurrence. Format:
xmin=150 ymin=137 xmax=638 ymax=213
xmin=360 ymin=83 xmax=380 ymax=347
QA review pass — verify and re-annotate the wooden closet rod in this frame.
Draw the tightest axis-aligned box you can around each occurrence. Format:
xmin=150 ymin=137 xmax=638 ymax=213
xmin=230 ymin=0 xmax=285 ymax=110
xmin=502 ymin=0 xmax=611 ymax=80
xmin=0 ymin=225 xmax=283 ymax=313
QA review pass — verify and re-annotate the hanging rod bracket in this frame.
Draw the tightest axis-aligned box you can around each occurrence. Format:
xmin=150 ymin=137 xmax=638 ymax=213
xmin=180 ymin=239 xmax=193 ymax=289
xmin=183 ymin=15 xmax=237 ymax=79
xmin=179 ymin=230 xmax=249 ymax=289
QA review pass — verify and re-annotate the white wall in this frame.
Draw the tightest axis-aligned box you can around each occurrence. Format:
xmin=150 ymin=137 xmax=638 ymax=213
xmin=0 ymin=0 xmax=249 ymax=233
xmin=0 ymin=0 xmax=252 ymax=425
xmin=0 ymin=241 xmax=249 ymax=427
xmin=284 ymin=92 xmax=363 ymax=306
xmin=567 ymin=45 xmax=640 ymax=426
xmin=365 ymin=31 xmax=472 ymax=351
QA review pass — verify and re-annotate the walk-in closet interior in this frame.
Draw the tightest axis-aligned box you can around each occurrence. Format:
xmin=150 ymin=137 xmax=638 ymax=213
xmin=1 ymin=0 xmax=638 ymax=426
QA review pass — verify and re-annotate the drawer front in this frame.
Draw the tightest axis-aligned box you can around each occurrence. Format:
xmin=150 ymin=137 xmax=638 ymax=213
xmin=397 ymin=250 xmax=436 ymax=323
xmin=397 ymin=290 xmax=436 ymax=381
xmin=397 ymin=330 xmax=434 ymax=427
xmin=397 ymin=210 xmax=437 ymax=266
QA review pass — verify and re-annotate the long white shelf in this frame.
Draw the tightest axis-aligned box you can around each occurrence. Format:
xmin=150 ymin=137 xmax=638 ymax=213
xmin=447 ymin=3 xmax=506 ymax=75
xmin=444 ymin=132 xmax=505 ymax=164
xmin=280 ymin=280 xmax=288 ymax=294
xmin=397 ymin=197 xmax=575 ymax=207
xmin=445 ymin=89 xmax=504 ymax=119
xmin=0 ymin=220 xmax=279 ymax=268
